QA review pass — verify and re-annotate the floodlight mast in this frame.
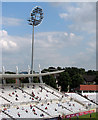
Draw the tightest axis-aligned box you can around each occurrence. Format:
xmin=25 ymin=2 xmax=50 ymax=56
xmin=28 ymin=6 xmax=44 ymax=82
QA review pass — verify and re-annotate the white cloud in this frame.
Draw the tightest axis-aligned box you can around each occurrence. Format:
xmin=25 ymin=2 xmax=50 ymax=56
xmin=1 ymin=40 xmax=9 ymax=50
xmin=57 ymin=2 xmax=96 ymax=70
xmin=1 ymin=29 xmax=96 ymax=71
xmin=86 ymin=40 xmax=96 ymax=53
xmin=0 ymin=30 xmax=8 ymax=36
xmin=0 ymin=30 xmax=18 ymax=51
xmin=1 ymin=30 xmax=84 ymax=71
xmin=9 ymin=41 xmax=17 ymax=48
xmin=59 ymin=3 xmax=96 ymax=34
xmin=70 ymin=33 xmax=75 ymax=38
xmin=73 ymin=51 xmax=96 ymax=70
xmin=34 ymin=31 xmax=95 ymax=70
xmin=64 ymin=32 xmax=68 ymax=36
xmin=35 ymin=32 xmax=83 ymax=49
xmin=59 ymin=13 xmax=68 ymax=19
xmin=2 ymin=17 xmax=23 ymax=26
xmin=88 ymin=41 xmax=96 ymax=48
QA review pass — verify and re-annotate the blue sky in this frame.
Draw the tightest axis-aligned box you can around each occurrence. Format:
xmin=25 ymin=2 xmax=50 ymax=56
xmin=2 ymin=2 xmax=73 ymax=35
xmin=1 ymin=2 xmax=96 ymax=72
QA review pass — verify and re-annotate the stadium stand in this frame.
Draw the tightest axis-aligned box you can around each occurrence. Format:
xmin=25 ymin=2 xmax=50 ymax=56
xmin=0 ymin=83 xmax=97 ymax=119
xmin=65 ymin=93 xmax=96 ymax=107
xmin=82 ymin=93 xmax=98 ymax=104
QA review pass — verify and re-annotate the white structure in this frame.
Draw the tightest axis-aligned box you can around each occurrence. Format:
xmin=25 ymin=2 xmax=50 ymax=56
xmin=28 ymin=65 xmax=31 ymax=83
xmin=39 ymin=64 xmax=43 ymax=83
xmin=2 ymin=66 xmax=6 ymax=84
xmin=0 ymin=83 xmax=95 ymax=119
xmin=16 ymin=66 xmax=19 ymax=84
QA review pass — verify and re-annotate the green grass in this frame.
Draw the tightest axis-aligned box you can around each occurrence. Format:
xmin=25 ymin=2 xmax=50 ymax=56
xmin=63 ymin=112 xmax=98 ymax=120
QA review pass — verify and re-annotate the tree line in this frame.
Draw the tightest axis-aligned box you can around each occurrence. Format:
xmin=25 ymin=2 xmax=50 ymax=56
xmin=5 ymin=67 xmax=98 ymax=92
xmin=42 ymin=67 xmax=97 ymax=92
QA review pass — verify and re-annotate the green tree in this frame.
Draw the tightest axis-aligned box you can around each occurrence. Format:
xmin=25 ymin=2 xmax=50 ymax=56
xmin=58 ymin=72 xmax=71 ymax=92
xmin=95 ymin=71 xmax=98 ymax=84
xmin=6 ymin=79 xmax=16 ymax=83
xmin=5 ymin=71 xmax=16 ymax=83
xmin=57 ymin=66 xmax=62 ymax=70
xmin=71 ymin=74 xmax=84 ymax=89
xmin=86 ymin=70 xmax=96 ymax=75
xmin=43 ymin=75 xmax=57 ymax=89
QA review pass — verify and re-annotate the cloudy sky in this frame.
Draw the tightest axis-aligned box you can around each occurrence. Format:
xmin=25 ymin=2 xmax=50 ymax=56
xmin=0 ymin=2 xmax=96 ymax=72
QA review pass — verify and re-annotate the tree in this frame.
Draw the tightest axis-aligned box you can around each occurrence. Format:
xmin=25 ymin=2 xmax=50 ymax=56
xmin=86 ymin=70 xmax=96 ymax=75
xmin=95 ymin=71 xmax=98 ymax=84
xmin=57 ymin=66 xmax=62 ymax=70
xmin=5 ymin=71 xmax=16 ymax=83
xmin=71 ymin=74 xmax=84 ymax=89
xmin=43 ymin=75 xmax=57 ymax=89
xmin=58 ymin=72 xmax=71 ymax=92
xmin=48 ymin=67 xmax=56 ymax=72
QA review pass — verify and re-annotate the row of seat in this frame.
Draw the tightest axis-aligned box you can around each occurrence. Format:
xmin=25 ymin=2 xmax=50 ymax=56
xmin=0 ymin=84 xmax=94 ymax=119
xmin=82 ymin=93 xmax=98 ymax=104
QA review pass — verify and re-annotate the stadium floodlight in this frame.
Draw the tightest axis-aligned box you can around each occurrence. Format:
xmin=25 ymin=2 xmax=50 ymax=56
xmin=28 ymin=6 xmax=44 ymax=82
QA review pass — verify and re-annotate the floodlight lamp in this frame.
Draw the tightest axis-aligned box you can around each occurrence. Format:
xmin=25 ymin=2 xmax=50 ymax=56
xmin=28 ymin=6 xmax=44 ymax=26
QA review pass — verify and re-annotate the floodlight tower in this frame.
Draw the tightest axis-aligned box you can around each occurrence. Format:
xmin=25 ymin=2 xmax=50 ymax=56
xmin=28 ymin=6 xmax=44 ymax=82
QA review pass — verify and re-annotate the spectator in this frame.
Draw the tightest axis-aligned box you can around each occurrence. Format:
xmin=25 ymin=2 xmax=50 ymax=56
xmin=17 ymin=106 xmax=19 ymax=109
xmin=25 ymin=109 xmax=28 ymax=113
xmin=32 ymin=91 xmax=34 ymax=95
xmin=2 ymin=90 xmax=4 ymax=93
xmin=22 ymin=90 xmax=24 ymax=93
xmin=62 ymin=95 xmax=64 ymax=98
xmin=39 ymin=97 xmax=41 ymax=101
xmin=32 ymin=108 xmax=35 ymax=112
xmin=58 ymin=115 xmax=62 ymax=120
xmin=58 ymin=103 xmax=61 ymax=107
xmin=36 ymin=96 xmax=39 ymax=99
xmin=90 ymin=113 xmax=91 ymax=118
xmin=40 ymin=113 xmax=44 ymax=117
xmin=41 ymin=104 xmax=43 ymax=106
xmin=45 ymin=107 xmax=47 ymax=110
xmin=22 ymin=107 xmax=24 ymax=110
xmin=9 ymin=93 xmax=12 ymax=97
xmin=24 ymin=94 xmax=26 ymax=98
xmin=46 ymin=90 xmax=48 ymax=92
xmin=17 ymin=112 xmax=20 ymax=117
xmin=32 ymin=94 xmax=35 ymax=97
xmin=47 ymin=103 xmax=49 ymax=105
xmin=15 ymin=98 xmax=18 ymax=101
xmin=29 ymin=97 xmax=31 ymax=99
xmin=34 ymin=112 xmax=37 ymax=115
xmin=62 ymin=106 xmax=64 ymax=109
xmin=32 ymin=98 xmax=34 ymax=100
xmin=30 ymin=104 xmax=32 ymax=109
xmin=46 ymin=94 xmax=48 ymax=97
xmin=76 ymin=114 xmax=79 ymax=120
xmin=16 ymin=94 xmax=18 ymax=97
xmin=32 ymin=85 xmax=35 ymax=89
xmin=3 ymin=108 xmax=7 ymax=111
